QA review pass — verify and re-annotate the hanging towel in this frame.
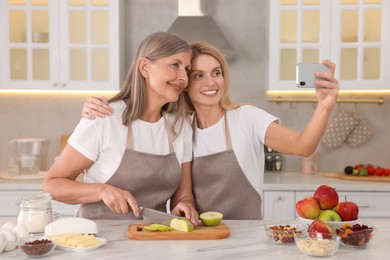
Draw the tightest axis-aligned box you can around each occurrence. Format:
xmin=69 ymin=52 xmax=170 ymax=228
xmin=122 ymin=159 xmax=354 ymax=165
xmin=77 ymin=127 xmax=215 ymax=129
xmin=322 ymin=110 xmax=359 ymax=149
xmin=345 ymin=112 xmax=372 ymax=148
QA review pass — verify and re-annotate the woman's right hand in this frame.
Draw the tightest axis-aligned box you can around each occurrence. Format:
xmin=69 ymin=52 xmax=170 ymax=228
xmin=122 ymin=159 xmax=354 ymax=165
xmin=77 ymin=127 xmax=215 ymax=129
xmin=100 ymin=184 xmax=141 ymax=217
xmin=82 ymin=96 xmax=113 ymax=119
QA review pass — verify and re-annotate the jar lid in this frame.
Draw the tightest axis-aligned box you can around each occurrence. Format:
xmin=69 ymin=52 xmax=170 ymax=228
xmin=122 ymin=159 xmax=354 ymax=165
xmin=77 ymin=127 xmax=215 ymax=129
xmin=19 ymin=193 xmax=52 ymax=207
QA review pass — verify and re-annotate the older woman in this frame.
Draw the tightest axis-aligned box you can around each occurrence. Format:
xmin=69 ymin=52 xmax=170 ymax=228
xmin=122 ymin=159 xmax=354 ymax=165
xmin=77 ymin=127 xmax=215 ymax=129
xmin=43 ymin=32 xmax=198 ymax=223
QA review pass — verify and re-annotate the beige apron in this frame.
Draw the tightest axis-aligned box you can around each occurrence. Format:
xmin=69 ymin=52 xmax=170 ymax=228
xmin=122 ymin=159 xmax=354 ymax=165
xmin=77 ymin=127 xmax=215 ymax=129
xmin=192 ymin=114 xmax=262 ymax=220
xmin=76 ymin=115 xmax=182 ymax=219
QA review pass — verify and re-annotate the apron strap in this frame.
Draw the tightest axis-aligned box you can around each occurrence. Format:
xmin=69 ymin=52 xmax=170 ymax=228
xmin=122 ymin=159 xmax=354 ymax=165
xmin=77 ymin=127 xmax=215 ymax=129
xmin=224 ymin=113 xmax=233 ymax=150
xmin=126 ymin=113 xmax=174 ymax=153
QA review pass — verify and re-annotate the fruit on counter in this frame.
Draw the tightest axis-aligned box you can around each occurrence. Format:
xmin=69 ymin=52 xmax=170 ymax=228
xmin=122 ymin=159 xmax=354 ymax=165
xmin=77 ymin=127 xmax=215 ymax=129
xmin=344 ymin=166 xmax=354 ymax=175
xmin=296 ymin=185 xmax=360 ymax=223
xmin=199 ymin=211 xmax=223 ymax=226
xmin=318 ymin=210 xmax=342 ymax=222
xmin=336 ymin=223 xmax=374 ymax=247
xmin=307 ymin=220 xmax=333 ymax=239
xmin=313 ymin=185 xmax=339 ymax=210
xmin=296 ymin=197 xmax=321 ymax=219
xmin=344 ymin=164 xmax=390 ymax=177
xmin=48 ymin=232 xmax=100 ymax=248
xmin=170 ymin=218 xmax=194 ymax=232
xmin=335 ymin=196 xmax=359 ymax=221
xmin=143 ymin=224 xmax=174 ymax=232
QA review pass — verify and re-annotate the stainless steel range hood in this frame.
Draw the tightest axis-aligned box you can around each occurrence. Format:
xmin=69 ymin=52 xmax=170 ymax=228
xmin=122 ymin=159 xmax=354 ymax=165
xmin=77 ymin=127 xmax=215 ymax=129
xmin=167 ymin=0 xmax=238 ymax=59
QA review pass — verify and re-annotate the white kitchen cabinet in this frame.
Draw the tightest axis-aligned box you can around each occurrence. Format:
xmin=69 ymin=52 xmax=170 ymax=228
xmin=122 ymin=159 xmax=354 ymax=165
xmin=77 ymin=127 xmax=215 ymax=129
xmin=0 ymin=0 xmax=123 ymax=90
xmin=0 ymin=190 xmax=78 ymax=217
xmin=269 ymin=0 xmax=390 ymax=91
xmin=263 ymin=191 xmax=295 ymax=220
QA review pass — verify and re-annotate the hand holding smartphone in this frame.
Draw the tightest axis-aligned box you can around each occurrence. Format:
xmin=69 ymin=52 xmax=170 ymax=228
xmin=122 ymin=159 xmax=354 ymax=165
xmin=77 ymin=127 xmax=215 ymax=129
xmin=296 ymin=63 xmax=330 ymax=88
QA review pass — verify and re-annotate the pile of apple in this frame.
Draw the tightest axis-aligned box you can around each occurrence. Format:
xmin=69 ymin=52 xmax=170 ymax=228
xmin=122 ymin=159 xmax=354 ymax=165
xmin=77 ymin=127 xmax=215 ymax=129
xmin=296 ymin=185 xmax=359 ymax=222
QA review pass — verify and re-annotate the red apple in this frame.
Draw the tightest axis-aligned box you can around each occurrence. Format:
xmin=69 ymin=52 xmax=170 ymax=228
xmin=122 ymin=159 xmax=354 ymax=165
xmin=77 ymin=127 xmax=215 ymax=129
xmin=335 ymin=196 xmax=359 ymax=221
xmin=307 ymin=220 xmax=333 ymax=239
xmin=296 ymin=197 xmax=321 ymax=219
xmin=313 ymin=185 xmax=339 ymax=210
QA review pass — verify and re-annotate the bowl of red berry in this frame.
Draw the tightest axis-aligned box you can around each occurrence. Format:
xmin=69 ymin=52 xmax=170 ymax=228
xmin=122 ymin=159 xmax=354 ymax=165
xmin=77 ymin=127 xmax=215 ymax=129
xmin=336 ymin=223 xmax=375 ymax=248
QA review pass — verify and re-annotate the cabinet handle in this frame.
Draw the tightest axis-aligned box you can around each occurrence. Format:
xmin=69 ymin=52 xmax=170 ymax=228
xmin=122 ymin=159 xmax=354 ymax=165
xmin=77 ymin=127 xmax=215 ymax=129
xmin=53 ymin=83 xmax=58 ymax=87
xmin=357 ymin=204 xmax=370 ymax=208
xmin=62 ymin=83 xmax=67 ymax=87
xmin=276 ymin=196 xmax=283 ymax=201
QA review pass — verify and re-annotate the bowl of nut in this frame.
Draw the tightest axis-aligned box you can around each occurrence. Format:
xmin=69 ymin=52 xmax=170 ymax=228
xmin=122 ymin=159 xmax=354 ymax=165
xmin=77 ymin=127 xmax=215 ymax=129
xmin=295 ymin=232 xmax=341 ymax=257
xmin=19 ymin=238 xmax=56 ymax=258
xmin=336 ymin=223 xmax=375 ymax=248
xmin=265 ymin=223 xmax=304 ymax=245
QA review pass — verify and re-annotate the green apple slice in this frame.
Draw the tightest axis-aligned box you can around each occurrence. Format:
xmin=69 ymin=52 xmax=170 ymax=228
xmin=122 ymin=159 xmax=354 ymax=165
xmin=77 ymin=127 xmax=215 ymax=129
xmin=143 ymin=224 xmax=174 ymax=232
xmin=170 ymin=218 xmax=194 ymax=232
xmin=199 ymin=211 xmax=223 ymax=226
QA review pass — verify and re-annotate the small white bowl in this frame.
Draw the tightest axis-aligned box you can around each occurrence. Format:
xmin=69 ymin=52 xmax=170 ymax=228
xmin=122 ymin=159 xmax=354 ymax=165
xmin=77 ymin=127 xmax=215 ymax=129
xmin=297 ymin=216 xmax=359 ymax=229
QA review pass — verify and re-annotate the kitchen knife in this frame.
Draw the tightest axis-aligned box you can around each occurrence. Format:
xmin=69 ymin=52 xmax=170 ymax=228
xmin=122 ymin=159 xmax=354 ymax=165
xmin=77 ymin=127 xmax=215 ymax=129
xmin=140 ymin=207 xmax=177 ymax=226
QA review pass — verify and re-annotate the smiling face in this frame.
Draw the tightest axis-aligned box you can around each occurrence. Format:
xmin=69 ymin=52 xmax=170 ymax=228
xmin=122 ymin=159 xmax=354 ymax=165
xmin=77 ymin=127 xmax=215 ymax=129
xmin=187 ymin=54 xmax=225 ymax=110
xmin=143 ymin=51 xmax=192 ymax=106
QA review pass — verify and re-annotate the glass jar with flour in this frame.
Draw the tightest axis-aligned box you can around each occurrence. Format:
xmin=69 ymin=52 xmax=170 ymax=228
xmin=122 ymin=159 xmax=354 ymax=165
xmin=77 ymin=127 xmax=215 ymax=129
xmin=17 ymin=193 xmax=58 ymax=233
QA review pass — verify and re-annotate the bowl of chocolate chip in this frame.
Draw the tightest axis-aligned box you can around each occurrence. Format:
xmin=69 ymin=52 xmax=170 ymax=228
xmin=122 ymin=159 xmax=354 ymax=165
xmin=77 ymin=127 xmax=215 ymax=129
xmin=19 ymin=238 xmax=56 ymax=258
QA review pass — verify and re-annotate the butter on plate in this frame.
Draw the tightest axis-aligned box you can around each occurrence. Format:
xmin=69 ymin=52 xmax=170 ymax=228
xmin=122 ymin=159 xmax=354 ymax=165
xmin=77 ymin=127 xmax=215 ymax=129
xmin=49 ymin=232 xmax=100 ymax=248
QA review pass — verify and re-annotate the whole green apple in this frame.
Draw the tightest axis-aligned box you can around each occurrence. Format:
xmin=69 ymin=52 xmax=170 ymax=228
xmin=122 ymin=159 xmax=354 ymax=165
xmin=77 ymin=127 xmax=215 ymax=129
xmin=318 ymin=210 xmax=342 ymax=222
xmin=296 ymin=197 xmax=321 ymax=219
xmin=313 ymin=185 xmax=339 ymax=210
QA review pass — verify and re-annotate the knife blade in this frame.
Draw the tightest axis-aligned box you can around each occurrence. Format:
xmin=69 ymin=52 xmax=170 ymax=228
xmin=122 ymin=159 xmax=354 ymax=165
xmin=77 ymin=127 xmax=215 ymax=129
xmin=140 ymin=207 xmax=177 ymax=226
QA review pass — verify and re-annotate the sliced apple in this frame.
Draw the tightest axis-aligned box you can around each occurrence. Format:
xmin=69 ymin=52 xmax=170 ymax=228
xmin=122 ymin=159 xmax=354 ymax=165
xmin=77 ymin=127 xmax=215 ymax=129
xmin=199 ymin=211 xmax=223 ymax=226
xmin=143 ymin=224 xmax=174 ymax=232
xmin=170 ymin=218 xmax=194 ymax=232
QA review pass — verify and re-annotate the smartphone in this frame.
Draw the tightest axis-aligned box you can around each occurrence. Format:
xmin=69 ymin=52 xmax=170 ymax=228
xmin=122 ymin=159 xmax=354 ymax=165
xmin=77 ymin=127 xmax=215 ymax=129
xmin=296 ymin=63 xmax=330 ymax=88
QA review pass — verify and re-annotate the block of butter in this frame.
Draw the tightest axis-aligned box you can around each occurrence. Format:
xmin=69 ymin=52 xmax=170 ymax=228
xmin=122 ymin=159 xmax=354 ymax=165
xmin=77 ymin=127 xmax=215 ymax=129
xmin=49 ymin=232 xmax=100 ymax=248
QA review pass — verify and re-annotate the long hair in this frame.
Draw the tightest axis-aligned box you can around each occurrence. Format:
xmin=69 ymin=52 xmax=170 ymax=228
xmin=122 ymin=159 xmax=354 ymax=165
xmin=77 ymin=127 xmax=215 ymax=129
xmin=109 ymin=32 xmax=191 ymax=136
xmin=185 ymin=41 xmax=241 ymax=114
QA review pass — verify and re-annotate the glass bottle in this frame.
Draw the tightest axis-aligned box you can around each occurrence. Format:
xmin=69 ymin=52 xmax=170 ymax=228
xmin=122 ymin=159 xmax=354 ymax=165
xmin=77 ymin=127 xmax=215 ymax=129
xmin=265 ymin=155 xmax=274 ymax=171
xmin=274 ymin=155 xmax=282 ymax=172
xmin=17 ymin=193 xmax=57 ymax=233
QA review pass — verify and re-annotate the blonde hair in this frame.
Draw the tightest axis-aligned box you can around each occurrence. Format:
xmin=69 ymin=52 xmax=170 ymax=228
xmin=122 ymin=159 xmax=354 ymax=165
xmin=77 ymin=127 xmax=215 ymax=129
xmin=110 ymin=32 xmax=191 ymax=137
xmin=185 ymin=41 xmax=241 ymax=114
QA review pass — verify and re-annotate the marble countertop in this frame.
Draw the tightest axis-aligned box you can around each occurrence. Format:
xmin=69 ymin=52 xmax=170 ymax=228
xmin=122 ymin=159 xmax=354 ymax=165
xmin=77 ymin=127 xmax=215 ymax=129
xmin=0 ymin=218 xmax=388 ymax=259
xmin=263 ymin=172 xmax=390 ymax=192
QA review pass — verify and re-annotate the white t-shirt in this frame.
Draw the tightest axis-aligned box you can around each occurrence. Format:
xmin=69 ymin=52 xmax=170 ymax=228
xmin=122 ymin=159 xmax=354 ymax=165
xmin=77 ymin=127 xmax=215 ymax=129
xmin=68 ymin=101 xmax=193 ymax=184
xmin=193 ymin=105 xmax=279 ymax=193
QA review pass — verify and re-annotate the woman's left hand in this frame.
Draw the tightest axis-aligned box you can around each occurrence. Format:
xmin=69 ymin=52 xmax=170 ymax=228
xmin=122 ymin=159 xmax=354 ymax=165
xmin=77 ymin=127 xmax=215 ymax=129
xmin=171 ymin=202 xmax=199 ymax=226
xmin=314 ymin=60 xmax=339 ymax=110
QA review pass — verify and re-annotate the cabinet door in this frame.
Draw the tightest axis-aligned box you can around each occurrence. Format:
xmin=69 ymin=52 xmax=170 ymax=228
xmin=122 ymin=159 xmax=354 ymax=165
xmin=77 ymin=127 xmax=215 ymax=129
xmin=0 ymin=0 xmax=121 ymax=90
xmin=58 ymin=0 xmax=121 ymax=90
xmin=0 ymin=0 xmax=58 ymax=90
xmin=263 ymin=191 xmax=295 ymax=220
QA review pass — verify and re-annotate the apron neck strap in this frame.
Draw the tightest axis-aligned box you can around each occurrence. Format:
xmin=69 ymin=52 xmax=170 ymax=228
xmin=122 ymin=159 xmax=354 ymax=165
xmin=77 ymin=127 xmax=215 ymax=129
xmin=224 ymin=112 xmax=233 ymax=150
xmin=126 ymin=112 xmax=174 ymax=152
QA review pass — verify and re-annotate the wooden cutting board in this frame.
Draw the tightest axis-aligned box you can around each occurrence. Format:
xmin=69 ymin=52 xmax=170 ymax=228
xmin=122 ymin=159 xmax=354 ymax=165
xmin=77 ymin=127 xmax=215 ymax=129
xmin=127 ymin=223 xmax=230 ymax=240
xmin=323 ymin=172 xmax=390 ymax=182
